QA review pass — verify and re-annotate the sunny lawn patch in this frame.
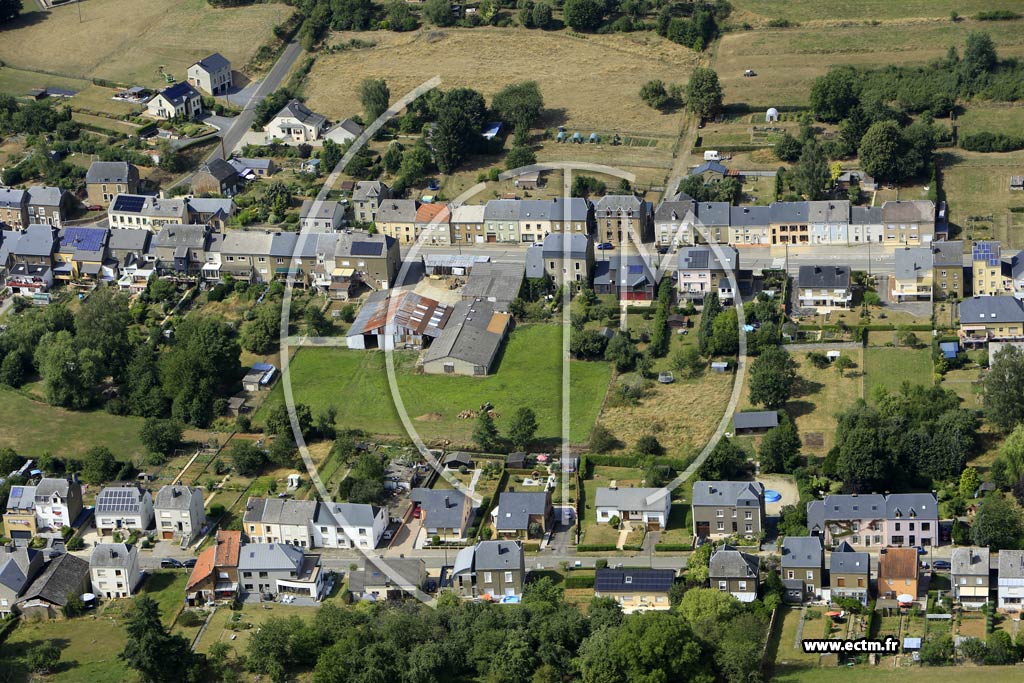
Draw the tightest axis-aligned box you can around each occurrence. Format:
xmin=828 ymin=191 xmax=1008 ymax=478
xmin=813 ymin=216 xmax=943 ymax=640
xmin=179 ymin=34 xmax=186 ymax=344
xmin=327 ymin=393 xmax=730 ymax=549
xmin=864 ymin=347 xmax=933 ymax=399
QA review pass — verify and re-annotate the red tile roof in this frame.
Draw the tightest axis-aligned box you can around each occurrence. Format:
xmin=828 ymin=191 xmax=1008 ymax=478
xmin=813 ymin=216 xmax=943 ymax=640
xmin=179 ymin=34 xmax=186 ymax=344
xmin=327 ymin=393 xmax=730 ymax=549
xmin=879 ymin=548 xmax=918 ymax=580
xmin=186 ymin=546 xmax=215 ymax=591
xmin=214 ymin=530 xmax=241 ymax=568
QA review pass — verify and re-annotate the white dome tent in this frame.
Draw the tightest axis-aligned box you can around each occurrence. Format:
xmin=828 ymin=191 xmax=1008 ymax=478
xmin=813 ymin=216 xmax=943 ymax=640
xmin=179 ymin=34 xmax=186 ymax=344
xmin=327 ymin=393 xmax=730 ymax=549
xmin=766 ymin=107 xmax=780 ymax=122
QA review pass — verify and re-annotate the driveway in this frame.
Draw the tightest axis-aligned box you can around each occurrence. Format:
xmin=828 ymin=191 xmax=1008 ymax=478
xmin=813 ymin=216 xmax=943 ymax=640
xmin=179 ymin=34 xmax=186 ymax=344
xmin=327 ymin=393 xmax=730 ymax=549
xmin=386 ymin=517 xmax=421 ymax=556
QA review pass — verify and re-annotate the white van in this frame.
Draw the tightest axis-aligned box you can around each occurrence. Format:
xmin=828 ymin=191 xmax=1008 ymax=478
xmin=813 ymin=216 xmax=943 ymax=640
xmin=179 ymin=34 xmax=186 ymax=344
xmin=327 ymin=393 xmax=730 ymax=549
xmin=704 ymin=150 xmax=721 ymax=162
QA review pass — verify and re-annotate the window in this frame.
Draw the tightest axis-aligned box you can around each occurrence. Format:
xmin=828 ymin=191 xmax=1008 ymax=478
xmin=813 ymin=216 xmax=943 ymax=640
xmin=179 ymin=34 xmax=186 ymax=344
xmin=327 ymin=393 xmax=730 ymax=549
xmin=744 ymin=511 xmax=752 ymax=520
xmin=504 ymin=572 xmax=513 ymax=583
xmin=806 ymin=570 xmax=814 ymax=580
xmin=738 ymin=581 xmax=747 ymax=591
xmin=716 ymin=509 xmax=724 ymax=517
xmin=895 ymin=522 xmax=901 ymax=531
xmin=243 ymin=571 xmax=252 ymax=578
xmin=787 ymin=570 xmax=795 ymax=580
xmin=716 ymin=521 xmax=724 ymax=531
xmin=976 ymin=578 xmax=984 ymax=585
xmin=836 ymin=577 xmax=846 ymax=587
xmin=483 ymin=572 xmax=493 ymax=583
xmin=259 ymin=571 xmax=268 ymax=578
xmin=718 ymin=581 xmax=727 ymax=591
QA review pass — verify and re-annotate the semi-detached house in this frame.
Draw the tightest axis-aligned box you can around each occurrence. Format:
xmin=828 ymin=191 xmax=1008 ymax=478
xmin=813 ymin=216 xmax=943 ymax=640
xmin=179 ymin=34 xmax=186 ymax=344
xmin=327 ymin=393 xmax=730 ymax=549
xmin=807 ymin=492 xmax=937 ymax=549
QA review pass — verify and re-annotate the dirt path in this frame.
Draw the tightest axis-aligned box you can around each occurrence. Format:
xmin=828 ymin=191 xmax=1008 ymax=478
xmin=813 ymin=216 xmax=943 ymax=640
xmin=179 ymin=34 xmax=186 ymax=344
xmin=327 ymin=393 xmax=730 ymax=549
xmin=662 ymin=41 xmax=720 ymax=199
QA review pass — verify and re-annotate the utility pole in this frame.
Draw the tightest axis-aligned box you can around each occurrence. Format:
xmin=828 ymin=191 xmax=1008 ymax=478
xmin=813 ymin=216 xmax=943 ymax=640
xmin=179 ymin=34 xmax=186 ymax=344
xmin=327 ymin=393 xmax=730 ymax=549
xmin=77 ymin=0 xmax=83 ymax=23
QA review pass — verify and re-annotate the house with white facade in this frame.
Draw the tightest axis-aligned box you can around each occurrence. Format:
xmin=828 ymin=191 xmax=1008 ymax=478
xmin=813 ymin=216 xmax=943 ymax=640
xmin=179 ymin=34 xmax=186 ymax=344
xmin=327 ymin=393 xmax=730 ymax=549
xmin=154 ymin=485 xmax=206 ymax=543
xmin=264 ymin=100 xmax=328 ymax=142
xmin=33 ymin=477 xmax=83 ymax=531
xmin=95 ymin=486 xmax=154 ymax=536
xmin=146 ymin=82 xmax=203 ymax=120
xmin=311 ymin=502 xmax=387 ymax=549
xmin=594 ymin=486 xmax=671 ymax=530
xmin=797 ymin=265 xmax=852 ymax=311
xmin=998 ymin=549 xmax=1024 ymax=610
xmin=90 ymin=543 xmax=141 ymax=599
xmin=187 ymin=53 xmax=232 ymax=95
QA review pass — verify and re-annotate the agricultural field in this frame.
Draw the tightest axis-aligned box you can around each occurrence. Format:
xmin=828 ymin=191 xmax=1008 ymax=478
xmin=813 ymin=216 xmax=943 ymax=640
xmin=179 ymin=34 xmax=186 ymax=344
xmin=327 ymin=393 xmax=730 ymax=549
xmin=306 ymin=27 xmax=696 ymax=187
xmin=863 ymin=346 xmax=934 ymax=398
xmin=941 ymin=149 xmax=1024 ymax=247
xmin=731 ymin=0 xmax=1006 ymax=23
xmin=0 ymin=386 xmax=145 ymax=458
xmin=255 ymin=324 xmax=611 ymax=446
xmin=0 ymin=0 xmax=292 ymax=87
xmin=716 ymin=20 xmax=1024 ymax=108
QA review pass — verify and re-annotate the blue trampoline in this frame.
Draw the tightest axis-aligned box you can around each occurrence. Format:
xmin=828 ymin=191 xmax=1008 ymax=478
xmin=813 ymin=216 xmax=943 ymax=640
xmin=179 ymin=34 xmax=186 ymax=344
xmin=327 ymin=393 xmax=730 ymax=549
xmin=765 ymin=490 xmax=782 ymax=503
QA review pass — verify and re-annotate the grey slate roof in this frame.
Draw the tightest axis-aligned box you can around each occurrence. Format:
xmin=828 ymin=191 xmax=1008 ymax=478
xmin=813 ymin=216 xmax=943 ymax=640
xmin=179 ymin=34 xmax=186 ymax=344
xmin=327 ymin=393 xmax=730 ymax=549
xmin=780 ymin=536 xmax=823 ymax=569
xmin=595 ymin=568 xmax=675 ymax=593
xmin=90 ymin=543 xmax=135 ymax=569
xmin=349 ymin=557 xmax=424 ymax=593
xmin=678 ymin=245 xmax=738 ymax=272
xmin=959 ymin=296 xmax=1024 ymax=325
xmin=108 ymin=228 xmax=151 ymax=252
xmin=830 ymin=541 xmax=870 ymax=575
xmin=197 ymin=158 xmax=238 ymax=183
xmin=886 ymin=493 xmax=937 ymax=520
xmin=242 ymin=497 xmax=317 ymax=527
xmin=376 ymin=199 xmax=418 ymax=223
xmin=353 ymin=181 xmax=385 ymax=202
xmin=299 ymin=199 xmax=342 ymax=220
xmin=655 ymin=199 xmax=697 ymax=223
xmin=808 ymin=200 xmax=850 ymax=224
xmin=26 ymin=186 xmax=67 ymax=207
xmin=770 ymin=201 xmax=810 ymax=223
xmin=931 ymin=240 xmax=963 ymax=268
xmin=152 ymin=224 xmax=208 ymax=249
xmin=690 ymin=161 xmax=728 ymax=176
xmin=691 ymin=481 xmax=764 ymax=508
xmin=733 ymin=411 xmax=778 ymax=430
xmin=237 ymin=542 xmax=305 ymax=571
xmin=275 ymin=100 xmax=326 ymax=128
xmin=881 ymin=200 xmax=933 ymax=223
xmin=595 ymin=195 xmax=644 ymax=215
xmin=850 ymin=206 xmax=882 ymax=225
xmin=0 ymin=547 xmax=38 ymax=593
xmin=18 ymin=553 xmax=89 ymax=607
xmin=730 ymin=205 xmax=770 ymax=227
xmin=0 ymin=187 xmax=27 ymax=209
xmin=315 ymin=502 xmax=380 ymax=528
xmin=474 ymin=540 xmax=522 ymax=570
xmin=594 ymin=487 xmax=669 ymax=512
xmin=696 ymin=202 xmax=730 ymax=227
xmin=154 ymin=485 xmax=200 ymax=511
xmin=187 ymin=197 xmax=234 ymax=217
xmin=86 ymin=161 xmax=134 ymax=185
xmin=525 ymin=245 xmax=544 ymax=279
xmin=950 ymin=546 xmax=989 ymax=576
xmin=797 ymin=265 xmax=850 ymax=289
xmin=709 ymin=547 xmax=759 ymax=578
xmin=13 ymin=224 xmax=57 ymax=257
xmin=998 ymin=549 xmax=1024 ymax=579
xmin=34 ymin=478 xmax=72 ymax=500
xmin=494 ymin=492 xmax=549 ymax=531
xmin=806 ymin=494 xmax=886 ymax=532
xmin=156 ymin=81 xmax=201 ymax=107
xmin=593 ymin=255 xmax=655 ymax=289
xmin=409 ymin=489 xmax=469 ymax=529
xmin=193 ymin=52 xmax=230 ymax=73
xmin=894 ymin=247 xmax=932 ymax=281
xmin=483 ymin=199 xmax=520 ymax=221
xmin=541 ymin=232 xmax=590 ymax=259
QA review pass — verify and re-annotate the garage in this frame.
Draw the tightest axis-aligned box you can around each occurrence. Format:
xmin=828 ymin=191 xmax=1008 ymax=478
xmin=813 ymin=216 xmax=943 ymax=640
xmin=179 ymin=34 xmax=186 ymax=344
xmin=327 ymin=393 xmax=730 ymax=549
xmin=646 ymin=516 xmax=662 ymax=531
xmin=162 ymin=531 xmax=174 ymax=540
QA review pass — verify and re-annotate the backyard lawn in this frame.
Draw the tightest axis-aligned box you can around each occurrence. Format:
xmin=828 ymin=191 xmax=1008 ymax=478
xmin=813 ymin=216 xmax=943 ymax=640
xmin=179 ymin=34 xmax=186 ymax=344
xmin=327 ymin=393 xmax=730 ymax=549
xmin=863 ymin=347 xmax=934 ymax=399
xmin=732 ymin=0 xmax=1007 ymax=22
xmin=256 ymin=324 xmax=611 ymax=446
xmin=0 ymin=386 xmax=145 ymax=458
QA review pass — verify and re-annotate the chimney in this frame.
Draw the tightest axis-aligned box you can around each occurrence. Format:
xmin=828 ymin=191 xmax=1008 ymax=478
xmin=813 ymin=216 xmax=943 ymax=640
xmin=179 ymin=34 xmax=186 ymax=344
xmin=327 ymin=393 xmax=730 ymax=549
xmin=172 ymin=488 xmax=179 ymax=497
xmin=708 ymin=485 xmax=714 ymax=494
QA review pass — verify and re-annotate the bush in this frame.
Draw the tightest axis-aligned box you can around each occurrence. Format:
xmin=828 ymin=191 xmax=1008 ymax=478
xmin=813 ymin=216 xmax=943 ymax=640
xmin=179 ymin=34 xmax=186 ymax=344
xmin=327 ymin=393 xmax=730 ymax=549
xmin=961 ymin=132 xmax=1024 ymax=153
xmin=576 ymin=544 xmax=618 ymax=552
xmin=564 ymin=575 xmax=595 ymax=588
xmin=177 ymin=610 xmax=206 ymax=627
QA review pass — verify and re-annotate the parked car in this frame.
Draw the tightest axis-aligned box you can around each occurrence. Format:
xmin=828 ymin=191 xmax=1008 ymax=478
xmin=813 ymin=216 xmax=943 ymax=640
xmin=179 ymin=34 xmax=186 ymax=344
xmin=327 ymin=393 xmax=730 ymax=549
xmin=182 ymin=558 xmax=197 ymax=568
xmin=382 ymin=529 xmax=394 ymax=541
xmin=160 ymin=558 xmax=183 ymax=569
xmin=412 ymin=506 xmax=422 ymax=519
xmin=86 ymin=204 xmax=103 ymax=212
xmin=915 ymin=546 xmax=927 ymax=555
xmin=932 ymin=559 xmax=951 ymax=571
xmin=597 ymin=242 xmax=613 ymax=250
xmin=658 ymin=371 xmax=675 ymax=384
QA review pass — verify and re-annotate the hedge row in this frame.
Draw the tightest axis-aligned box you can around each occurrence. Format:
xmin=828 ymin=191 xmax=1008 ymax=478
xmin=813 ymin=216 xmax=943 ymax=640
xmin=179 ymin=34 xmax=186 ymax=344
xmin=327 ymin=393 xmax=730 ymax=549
xmin=584 ymin=453 xmax=693 ymax=472
xmin=654 ymin=543 xmax=692 ymax=552
xmin=691 ymin=144 xmax=767 ymax=154
xmin=564 ymin=575 xmax=596 ymax=588
xmin=796 ymin=323 xmax=932 ymax=332
xmin=576 ymin=544 xmax=618 ymax=552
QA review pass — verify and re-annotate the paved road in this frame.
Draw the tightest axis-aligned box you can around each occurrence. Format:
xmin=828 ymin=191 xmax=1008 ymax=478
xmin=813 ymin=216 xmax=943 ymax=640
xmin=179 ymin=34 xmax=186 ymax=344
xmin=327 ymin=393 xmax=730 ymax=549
xmin=168 ymin=41 xmax=303 ymax=189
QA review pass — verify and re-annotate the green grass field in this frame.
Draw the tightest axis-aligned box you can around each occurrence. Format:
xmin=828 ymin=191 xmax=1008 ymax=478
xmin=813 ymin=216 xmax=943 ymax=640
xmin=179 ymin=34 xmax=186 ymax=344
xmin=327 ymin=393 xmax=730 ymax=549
xmin=256 ymin=324 xmax=611 ymax=446
xmin=732 ymin=1 xmax=1007 ymax=22
xmin=864 ymin=347 xmax=934 ymax=398
xmin=0 ymin=386 xmax=145 ymax=458
xmin=2 ymin=570 xmax=185 ymax=683
xmin=772 ymin=665 xmax=1024 ymax=683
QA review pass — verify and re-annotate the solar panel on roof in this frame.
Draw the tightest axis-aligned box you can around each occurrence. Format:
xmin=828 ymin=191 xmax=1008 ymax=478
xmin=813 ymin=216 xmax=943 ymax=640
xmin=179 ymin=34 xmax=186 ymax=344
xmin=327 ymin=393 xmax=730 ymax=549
xmin=350 ymin=241 xmax=383 ymax=256
xmin=10 ymin=486 xmax=23 ymax=497
xmin=62 ymin=228 xmax=105 ymax=252
xmin=113 ymin=195 xmax=146 ymax=213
